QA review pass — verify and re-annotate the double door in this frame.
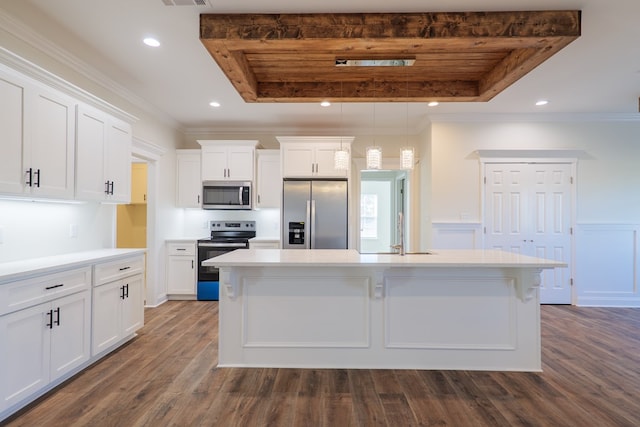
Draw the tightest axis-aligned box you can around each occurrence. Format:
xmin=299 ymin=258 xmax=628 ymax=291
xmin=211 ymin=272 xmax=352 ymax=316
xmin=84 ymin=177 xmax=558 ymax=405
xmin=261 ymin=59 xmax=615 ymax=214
xmin=484 ymin=163 xmax=573 ymax=304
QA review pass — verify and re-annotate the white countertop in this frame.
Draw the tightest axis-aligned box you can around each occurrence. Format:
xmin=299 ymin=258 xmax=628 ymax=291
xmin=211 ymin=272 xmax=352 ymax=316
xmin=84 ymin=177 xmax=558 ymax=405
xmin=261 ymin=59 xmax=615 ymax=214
xmin=165 ymin=238 xmax=202 ymax=243
xmin=248 ymin=237 xmax=280 ymax=243
xmin=0 ymin=249 xmax=146 ymax=284
xmin=203 ymin=249 xmax=567 ymax=269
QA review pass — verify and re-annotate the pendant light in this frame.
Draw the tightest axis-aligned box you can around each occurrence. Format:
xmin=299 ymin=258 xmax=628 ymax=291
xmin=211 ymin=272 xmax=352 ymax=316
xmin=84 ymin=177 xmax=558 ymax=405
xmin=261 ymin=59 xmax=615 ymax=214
xmin=400 ymin=71 xmax=414 ymax=170
xmin=334 ymin=84 xmax=350 ymax=171
xmin=366 ymin=93 xmax=382 ymax=170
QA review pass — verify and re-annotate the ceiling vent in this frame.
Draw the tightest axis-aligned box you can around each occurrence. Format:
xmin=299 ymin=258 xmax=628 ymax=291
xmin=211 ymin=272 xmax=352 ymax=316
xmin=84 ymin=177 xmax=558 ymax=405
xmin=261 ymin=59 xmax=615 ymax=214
xmin=162 ymin=0 xmax=210 ymax=6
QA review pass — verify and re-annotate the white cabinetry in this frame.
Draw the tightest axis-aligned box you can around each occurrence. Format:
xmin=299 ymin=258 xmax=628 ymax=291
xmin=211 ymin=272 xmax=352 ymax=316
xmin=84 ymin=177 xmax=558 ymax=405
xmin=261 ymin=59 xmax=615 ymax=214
xmin=166 ymin=242 xmax=196 ymax=297
xmin=277 ymin=137 xmax=353 ymax=178
xmin=76 ymin=103 xmax=132 ymax=203
xmin=92 ymin=255 xmax=144 ymax=356
xmin=0 ymin=267 xmax=91 ymax=412
xmin=198 ymin=140 xmax=258 ymax=181
xmin=0 ymin=65 xmax=75 ymax=199
xmin=256 ymin=149 xmax=281 ymax=208
xmin=176 ymin=149 xmax=202 ymax=208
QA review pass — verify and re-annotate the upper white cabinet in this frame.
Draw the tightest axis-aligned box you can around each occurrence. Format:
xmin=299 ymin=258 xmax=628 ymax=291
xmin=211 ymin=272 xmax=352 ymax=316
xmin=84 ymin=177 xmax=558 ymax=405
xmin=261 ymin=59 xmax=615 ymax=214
xmin=0 ymin=66 xmax=75 ymax=199
xmin=198 ymin=140 xmax=258 ymax=181
xmin=256 ymin=149 xmax=281 ymax=208
xmin=277 ymin=137 xmax=353 ymax=178
xmin=176 ymin=149 xmax=202 ymax=208
xmin=76 ymin=104 xmax=132 ymax=203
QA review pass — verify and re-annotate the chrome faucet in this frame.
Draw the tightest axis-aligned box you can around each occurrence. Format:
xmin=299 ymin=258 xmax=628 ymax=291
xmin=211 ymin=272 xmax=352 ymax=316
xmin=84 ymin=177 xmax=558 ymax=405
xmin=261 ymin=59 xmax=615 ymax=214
xmin=390 ymin=211 xmax=405 ymax=256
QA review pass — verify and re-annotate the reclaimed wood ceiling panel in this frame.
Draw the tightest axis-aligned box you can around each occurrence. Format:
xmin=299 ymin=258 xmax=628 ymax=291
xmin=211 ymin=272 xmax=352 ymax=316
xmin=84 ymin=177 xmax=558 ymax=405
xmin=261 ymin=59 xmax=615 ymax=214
xmin=200 ymin=11 xmax=581 ymax=103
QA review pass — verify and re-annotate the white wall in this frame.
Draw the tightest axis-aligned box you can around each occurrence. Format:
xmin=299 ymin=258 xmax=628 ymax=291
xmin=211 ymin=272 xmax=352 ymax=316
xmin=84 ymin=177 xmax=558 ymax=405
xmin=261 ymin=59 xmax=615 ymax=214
xmin=429 ymin=119 xmax=640 ymax=306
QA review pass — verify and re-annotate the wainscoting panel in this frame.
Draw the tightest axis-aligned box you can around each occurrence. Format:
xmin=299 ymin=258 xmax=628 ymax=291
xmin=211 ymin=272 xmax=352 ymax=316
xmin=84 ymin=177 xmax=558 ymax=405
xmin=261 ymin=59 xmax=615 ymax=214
xmin=576 ymin=224 xmax=639 ymax=307
xmin=431 ymin=222 xmax=482 ymax=249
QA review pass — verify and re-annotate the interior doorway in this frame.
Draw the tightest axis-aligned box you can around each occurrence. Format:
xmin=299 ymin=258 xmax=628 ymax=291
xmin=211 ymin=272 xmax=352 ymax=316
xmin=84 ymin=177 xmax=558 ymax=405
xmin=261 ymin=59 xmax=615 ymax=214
xmin=116 ymin=161 xmax=147 ymax=249
xmin=359 ymin=170 xmax=408 ymax=253
xmin=483 ymin=162 xmax=574 ymax=304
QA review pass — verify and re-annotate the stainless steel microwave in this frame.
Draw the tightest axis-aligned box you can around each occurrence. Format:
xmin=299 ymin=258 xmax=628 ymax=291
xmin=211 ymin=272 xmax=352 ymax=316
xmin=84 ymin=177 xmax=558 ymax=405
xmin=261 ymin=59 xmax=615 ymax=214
xmin=202 ymin=181 xmax=252 ymax=210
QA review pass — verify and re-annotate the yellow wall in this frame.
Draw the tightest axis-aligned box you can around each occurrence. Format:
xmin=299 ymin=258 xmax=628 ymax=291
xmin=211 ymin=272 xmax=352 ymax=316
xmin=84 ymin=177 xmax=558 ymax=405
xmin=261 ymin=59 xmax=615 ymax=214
xmin=117 ymin=163 xmax=147 ymax=248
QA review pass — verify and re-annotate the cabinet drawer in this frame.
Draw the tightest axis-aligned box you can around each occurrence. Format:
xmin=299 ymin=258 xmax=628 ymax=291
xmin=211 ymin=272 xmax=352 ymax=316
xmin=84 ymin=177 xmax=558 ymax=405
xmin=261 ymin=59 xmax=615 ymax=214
xmin=0 ymin=267 xmax=92 ymax=316
xmin=94 ymin=255 xmax=144 ymax=286
xmin=167 ymin=243 xmax=196 ymax=256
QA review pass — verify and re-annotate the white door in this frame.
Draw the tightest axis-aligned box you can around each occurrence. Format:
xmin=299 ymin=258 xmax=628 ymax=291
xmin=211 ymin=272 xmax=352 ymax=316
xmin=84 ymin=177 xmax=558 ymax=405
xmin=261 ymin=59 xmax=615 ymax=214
xmin=484 ymin=163 xmax=573 ymax=304
xmin=49 ymin=291 xmax=91 ymax=381
xmin=105 ymin=119 xmax=132 ymax=203
xmin=0 ymin=303 xmax=50 ymax=410
xmin=227 ymin=146 xmax=254 ymax=180
xmin=29 ymin=87 xmax=75 ymax=199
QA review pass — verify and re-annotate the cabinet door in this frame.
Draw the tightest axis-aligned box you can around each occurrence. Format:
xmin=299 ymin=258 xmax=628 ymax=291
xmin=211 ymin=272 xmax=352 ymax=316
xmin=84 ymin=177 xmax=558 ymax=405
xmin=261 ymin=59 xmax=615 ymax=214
xmin=176 ymin=151 xmax=202 ymax=208
xmin=105 ymin=119 xmax=132 ymax=203
xmin=28 ymin=86 xmax=76 ymax=199
xmin=0 ymin=303 xmax=50 ymax=411
xmin=282 ymin=146 xmax=314 ymax=177
xmin=76 ymin=105 xmax=107 ymax=201
xmin=227 ymin=146 xmax=254 ymax=180
xmin=121 ymin=274 xmax=144 ymax=337
xmin=315 ymin=144 xmax=347 ymax=177
xmin=256 ymin=151 xmax=281 ymax=208
xmin=49 ymin=291 xmax=91 ymax=382
xmin=92 ymin=280 xmax=122 ymax=355
xmin=201 ymin=146 xmax=228 ymax=180
xmin=167 ymin=256 xmax=196 ymax=295
xmin=0 ymin=69 xmax=27 ymax=195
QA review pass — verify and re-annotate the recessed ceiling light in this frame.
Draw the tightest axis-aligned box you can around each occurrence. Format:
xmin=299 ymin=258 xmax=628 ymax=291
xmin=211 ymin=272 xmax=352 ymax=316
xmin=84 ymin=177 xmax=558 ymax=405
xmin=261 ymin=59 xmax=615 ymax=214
xmin=143 ymin=37 xmax=160 ymax=47
xmin=209 ymin=101 xmax=221 ymax=107
xmin=535 ymin=100 xmax=549 ymax=106
xmin=428 ymin=101 xmax=439 ymax=107
xmin=320 ymin=101 xmax=331 ymax=107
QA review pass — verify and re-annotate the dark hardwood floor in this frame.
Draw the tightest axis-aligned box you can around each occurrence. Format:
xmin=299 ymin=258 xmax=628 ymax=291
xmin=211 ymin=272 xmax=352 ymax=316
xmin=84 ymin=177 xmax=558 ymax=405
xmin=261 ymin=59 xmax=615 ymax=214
xmin=3 ymin=301 xmax=640 ymax=426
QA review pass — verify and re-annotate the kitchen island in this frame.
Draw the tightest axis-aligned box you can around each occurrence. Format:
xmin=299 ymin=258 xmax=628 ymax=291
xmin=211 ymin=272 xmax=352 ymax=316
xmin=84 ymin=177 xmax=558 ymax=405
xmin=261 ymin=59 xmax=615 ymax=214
xmin=204 ymin=249 xmax=566 ymax=371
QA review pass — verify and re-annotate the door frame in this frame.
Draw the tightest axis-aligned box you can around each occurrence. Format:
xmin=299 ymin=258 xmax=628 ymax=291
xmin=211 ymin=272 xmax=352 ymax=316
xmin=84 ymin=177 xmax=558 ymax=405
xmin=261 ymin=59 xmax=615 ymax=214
xmin=479 ymin=151 xmax=578 ymax=304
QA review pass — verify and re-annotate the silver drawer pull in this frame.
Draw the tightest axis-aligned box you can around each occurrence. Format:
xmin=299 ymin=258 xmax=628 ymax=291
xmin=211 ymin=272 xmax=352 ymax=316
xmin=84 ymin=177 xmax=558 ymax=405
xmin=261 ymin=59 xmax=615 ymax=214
xmin=45 ymin=284 xmax=64 ymax=290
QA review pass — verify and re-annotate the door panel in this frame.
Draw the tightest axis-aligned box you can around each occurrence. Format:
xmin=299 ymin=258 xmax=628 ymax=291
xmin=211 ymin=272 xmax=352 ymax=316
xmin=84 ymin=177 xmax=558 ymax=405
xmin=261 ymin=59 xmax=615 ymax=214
xmin=484 ymin=163 xmax=573 ymax=304
xmin=311 ymin=180 xmax=348 ymax=249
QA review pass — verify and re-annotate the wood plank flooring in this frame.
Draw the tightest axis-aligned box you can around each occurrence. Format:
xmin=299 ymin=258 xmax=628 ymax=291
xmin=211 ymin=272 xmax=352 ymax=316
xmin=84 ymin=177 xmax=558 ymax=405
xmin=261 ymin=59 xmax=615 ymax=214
xmin=3 ymin=302 xmax=640 ymax=426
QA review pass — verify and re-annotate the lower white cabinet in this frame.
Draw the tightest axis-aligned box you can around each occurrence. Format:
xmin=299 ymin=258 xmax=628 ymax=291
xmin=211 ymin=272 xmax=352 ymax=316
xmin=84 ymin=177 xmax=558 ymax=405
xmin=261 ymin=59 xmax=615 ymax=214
xmin=166 ymin=242 xmax=196 ymax=297
xmin=0 ymin=268 xmax=91 ymax=413
xmin=92 ymin=256 xmax=145 ymax=356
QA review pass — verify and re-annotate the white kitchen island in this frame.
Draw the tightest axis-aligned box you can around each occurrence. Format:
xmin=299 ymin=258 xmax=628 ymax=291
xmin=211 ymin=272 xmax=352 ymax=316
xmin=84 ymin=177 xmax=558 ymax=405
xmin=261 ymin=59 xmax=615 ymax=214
xmin=204 ymin=249 xmax=566 ymax=372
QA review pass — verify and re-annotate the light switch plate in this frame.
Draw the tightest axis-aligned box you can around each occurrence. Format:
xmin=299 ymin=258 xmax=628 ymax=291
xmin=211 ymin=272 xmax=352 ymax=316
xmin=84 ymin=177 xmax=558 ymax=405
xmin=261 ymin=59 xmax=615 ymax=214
xmin=69 ymin=224 xmax=78 ymax=238
xmin=0 ymin=226 xmax=3 ymax=244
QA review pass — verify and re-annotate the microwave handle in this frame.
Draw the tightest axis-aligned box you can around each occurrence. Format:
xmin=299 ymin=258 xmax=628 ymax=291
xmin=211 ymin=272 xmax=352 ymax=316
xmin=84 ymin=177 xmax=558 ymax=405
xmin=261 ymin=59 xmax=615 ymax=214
xmin=238 ymin=187 xmax=243 ymax=205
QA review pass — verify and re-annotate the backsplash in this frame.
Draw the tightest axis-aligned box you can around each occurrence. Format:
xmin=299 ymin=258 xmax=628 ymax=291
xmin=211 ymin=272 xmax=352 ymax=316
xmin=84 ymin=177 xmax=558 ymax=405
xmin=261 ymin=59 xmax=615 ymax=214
xmin=0 ymin=200 xmax=115 ymax=263
xmin=179 ymin=208 xmax=281 ymax=239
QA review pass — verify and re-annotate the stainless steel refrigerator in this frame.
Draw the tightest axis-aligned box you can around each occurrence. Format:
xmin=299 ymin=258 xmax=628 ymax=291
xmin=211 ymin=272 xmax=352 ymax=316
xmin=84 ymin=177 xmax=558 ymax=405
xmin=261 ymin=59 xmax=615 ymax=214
xmin=282 ymin=179 xmax=348 ymax=249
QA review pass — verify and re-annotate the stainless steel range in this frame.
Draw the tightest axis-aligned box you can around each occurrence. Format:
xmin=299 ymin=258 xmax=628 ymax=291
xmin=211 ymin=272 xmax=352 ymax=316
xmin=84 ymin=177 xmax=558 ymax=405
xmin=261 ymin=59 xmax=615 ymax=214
xmin=196 ymin=220 xmax=256 ymax=300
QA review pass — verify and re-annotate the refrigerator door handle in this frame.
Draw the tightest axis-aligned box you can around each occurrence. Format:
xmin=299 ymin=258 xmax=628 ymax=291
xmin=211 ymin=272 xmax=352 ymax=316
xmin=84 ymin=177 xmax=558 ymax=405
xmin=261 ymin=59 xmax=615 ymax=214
xmin=305 ymin=200 xmax=312 ymax=249
xmin=311 ymin=199 xmax=317 ymax=249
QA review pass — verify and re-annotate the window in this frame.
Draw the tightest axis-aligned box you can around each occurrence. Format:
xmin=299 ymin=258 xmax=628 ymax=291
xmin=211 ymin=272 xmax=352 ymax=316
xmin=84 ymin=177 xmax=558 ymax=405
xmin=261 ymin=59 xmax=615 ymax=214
xmin=360 ymin=194 xmax=378 ymax=238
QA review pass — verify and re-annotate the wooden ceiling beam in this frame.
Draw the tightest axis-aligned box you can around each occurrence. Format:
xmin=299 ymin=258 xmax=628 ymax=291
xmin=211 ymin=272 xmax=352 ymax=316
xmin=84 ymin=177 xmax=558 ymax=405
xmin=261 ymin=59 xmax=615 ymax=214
xmin=255 ymin=80 xmax=479 ymax=103
xmin=199 ymin=11 xmax=581 ymax=103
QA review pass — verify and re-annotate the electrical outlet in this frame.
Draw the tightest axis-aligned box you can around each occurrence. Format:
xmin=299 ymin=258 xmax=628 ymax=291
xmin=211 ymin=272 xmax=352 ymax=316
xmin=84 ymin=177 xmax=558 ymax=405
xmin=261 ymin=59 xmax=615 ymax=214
xmin=69 ymin=224 xmax=78 ymax=238
xmin=0 ymin=226 xmax=3 ymax=244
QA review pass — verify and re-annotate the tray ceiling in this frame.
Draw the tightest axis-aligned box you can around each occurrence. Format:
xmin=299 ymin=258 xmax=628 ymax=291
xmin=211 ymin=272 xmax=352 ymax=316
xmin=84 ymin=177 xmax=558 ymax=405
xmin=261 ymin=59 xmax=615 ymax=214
xmin=200 ymin=11 xmax=581 ymax=103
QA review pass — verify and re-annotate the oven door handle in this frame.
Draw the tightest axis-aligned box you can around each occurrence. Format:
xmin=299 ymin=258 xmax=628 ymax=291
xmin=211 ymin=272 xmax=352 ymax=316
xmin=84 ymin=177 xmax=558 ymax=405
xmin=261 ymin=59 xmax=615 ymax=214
xmin=198 ymin=242 xmax=247 ymax=248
